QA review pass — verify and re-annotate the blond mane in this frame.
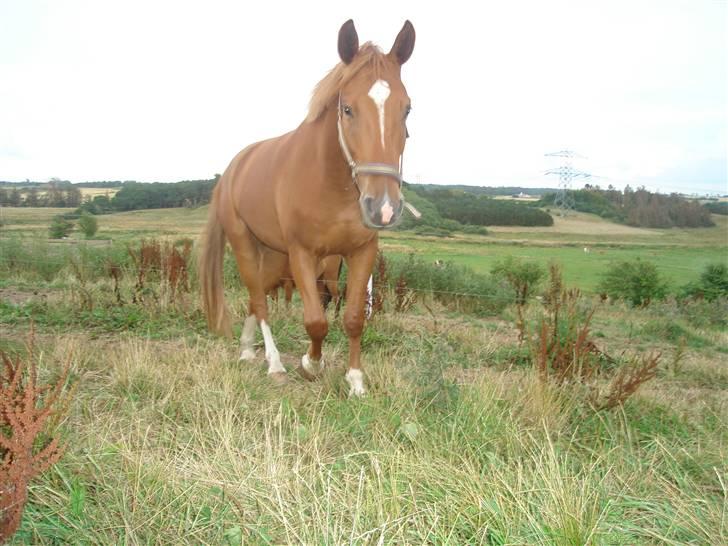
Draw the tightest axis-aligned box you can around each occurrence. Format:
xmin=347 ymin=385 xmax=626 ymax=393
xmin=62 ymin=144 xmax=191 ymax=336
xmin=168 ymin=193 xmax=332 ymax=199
xmin=306 ymin=43 xmax=393 ymax=123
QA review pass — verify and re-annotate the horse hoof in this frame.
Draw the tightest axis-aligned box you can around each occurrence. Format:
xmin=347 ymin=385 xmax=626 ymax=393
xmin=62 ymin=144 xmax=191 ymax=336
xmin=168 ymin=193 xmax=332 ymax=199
xmin=300 ymin=354 xmax=324 ymax=381
xmin=345 ymin=369 xmax=366 ymax=397
xmin=269 ymin=371 xmax=288 ymax=386
xmin=349 ymin=386 xmax=367 ymax=398
xmin=239 ymin=349 xmax=256 ymax=362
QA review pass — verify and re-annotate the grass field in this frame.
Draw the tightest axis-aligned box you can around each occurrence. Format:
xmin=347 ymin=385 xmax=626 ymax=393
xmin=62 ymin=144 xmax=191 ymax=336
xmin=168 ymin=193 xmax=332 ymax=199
xmin=0 ymin=206 xmax=727 ymax=544
xmin=78 ymin=187 xmax=119 ymax=198
xmin=2 ymin=207 xmax=726 ymax=292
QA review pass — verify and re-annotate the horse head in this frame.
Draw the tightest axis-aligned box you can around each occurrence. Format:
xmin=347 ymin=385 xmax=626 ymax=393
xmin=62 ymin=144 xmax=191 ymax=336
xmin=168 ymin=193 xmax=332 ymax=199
xmin=336 ymin=20 xmax=415 ymax=229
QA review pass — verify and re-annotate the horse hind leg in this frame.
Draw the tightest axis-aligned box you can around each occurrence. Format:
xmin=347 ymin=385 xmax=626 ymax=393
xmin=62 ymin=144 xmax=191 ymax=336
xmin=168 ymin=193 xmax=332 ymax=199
xmin=256 ymin=249 xmax=290 ymax=381
xmin=288 ymin=249 xmax=329 ymax=380
xmin=227 ymin=223 xmax=288 ymax=383
xmin=238 ymin=314 xmax=257 ymax=361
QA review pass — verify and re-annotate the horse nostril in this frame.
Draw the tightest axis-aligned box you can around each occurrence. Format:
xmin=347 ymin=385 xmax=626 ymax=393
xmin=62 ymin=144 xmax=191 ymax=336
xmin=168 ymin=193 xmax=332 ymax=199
xmin=363 ymin=197 xmax=376 ymax=215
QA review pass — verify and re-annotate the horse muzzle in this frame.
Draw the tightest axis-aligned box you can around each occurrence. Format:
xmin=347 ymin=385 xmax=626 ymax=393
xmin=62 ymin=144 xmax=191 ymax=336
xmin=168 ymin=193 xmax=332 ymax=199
xmin=359 ymin=194 xmax=404 ymax=230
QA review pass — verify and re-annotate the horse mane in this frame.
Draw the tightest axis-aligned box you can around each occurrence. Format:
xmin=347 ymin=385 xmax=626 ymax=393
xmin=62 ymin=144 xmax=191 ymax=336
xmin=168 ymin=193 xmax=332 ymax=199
xmin=306 ymin=43 xmax=392 ymax=123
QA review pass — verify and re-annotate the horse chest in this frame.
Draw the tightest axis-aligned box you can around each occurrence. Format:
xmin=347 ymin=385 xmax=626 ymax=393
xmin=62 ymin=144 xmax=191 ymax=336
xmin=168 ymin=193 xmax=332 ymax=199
xmin=285 ymin=208 xmax=374 ymax=256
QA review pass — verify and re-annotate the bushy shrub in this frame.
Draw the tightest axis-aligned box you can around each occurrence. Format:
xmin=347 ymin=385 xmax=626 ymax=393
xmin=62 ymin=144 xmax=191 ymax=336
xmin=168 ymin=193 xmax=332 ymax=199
xmin=598 ymin=259 xmax=668 ymax=307
xmin=491 ymin=256 xmax=545 ymax=305
xmin=384 ymin=253 xmax=511 ymax=316
xmin=48 ymin=215 xmax=74 ymax=239
xmin=460 ymin=224 xmax=489 ymax=235
xmin=681 ymin=263 xmax=728 ymax=302
xmin=78 ymin=212 xmax=98 ymax=238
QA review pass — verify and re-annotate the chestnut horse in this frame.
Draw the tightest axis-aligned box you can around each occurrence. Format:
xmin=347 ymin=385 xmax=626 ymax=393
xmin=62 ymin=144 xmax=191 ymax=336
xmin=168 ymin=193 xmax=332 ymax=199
xmin=199 ymin=20 xmax=415 ymax=395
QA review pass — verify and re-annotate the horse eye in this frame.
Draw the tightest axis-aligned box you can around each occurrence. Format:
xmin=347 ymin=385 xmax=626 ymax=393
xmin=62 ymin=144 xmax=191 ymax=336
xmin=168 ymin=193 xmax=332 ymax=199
xmin=405 ymin=105 xmax=412 ymax=118
xmin=343 ymin=105 xmax=353 ymax=117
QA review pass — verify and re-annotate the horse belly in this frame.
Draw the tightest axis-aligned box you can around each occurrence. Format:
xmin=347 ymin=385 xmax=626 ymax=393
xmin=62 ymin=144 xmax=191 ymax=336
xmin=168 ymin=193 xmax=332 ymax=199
xmin=236 ymin=188 xmax=286 ymax=251
xmin=229 ymin=148 xmax=287 ymax=252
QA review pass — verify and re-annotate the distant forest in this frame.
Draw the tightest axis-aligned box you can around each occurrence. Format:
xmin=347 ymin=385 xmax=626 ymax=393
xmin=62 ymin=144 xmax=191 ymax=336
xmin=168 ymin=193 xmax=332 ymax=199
xmin=0 ymin=178 xmax=720 ymax=230
xmin=413 ymin=187 xmax=554 ymax=227
xmin=703 ymin=201 xmax=728 ymax=216
xmin=411 ymin=184 xmax=553 ymax=197
xmin=537 ymin=186 xmax=715 ymax=228
xmin=0 ymin=182 xmax=84 ymax=208
xmin=0 ymin=178 xmax=217 ymax=213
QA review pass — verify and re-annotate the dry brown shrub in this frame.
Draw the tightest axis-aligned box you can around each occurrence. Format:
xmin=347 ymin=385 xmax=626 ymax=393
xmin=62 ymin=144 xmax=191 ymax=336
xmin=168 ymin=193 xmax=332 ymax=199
xmin=394 ymin=273 xmax=416 ymax=313
xmin=527 ymin=264 xmax=658 ymax=411
xmin=593 ymin=352 xmax=660 ymax=410
xmin=127 ymin=239 xmax=161 ymax=302
xmin=0 ymin=338 xmax=71 ymax=541
xmin=165 ymin=239 xmax=191 ymax=297
xmin=126 ymin=239 xmax=191 ymax=304
xmin=107 ymin=261 xmax=124 ymax=305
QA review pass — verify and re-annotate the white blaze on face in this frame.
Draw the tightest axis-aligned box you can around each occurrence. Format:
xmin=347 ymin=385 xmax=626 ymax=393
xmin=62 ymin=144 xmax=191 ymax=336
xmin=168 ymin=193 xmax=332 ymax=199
xmin=381 ymin=200 xmax=394 ymax=224
xmin=368 ymin=79 xmax=391 ymax=149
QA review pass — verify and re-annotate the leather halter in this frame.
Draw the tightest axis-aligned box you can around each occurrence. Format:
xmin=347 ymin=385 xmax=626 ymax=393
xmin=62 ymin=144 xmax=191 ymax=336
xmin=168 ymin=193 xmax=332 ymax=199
xmin=336 ymin=93 xmax=403 ymax=188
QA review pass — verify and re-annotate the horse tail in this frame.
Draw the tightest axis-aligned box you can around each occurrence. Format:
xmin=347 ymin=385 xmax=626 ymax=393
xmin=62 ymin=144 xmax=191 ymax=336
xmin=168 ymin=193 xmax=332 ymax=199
xmin=198 ymin=186 xmax=232 ymax=337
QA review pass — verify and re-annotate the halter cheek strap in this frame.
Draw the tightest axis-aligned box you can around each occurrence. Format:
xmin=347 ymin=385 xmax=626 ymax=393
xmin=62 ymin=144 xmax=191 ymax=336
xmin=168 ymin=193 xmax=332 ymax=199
xmin=337 ymin=94 xmax=403 ymax=186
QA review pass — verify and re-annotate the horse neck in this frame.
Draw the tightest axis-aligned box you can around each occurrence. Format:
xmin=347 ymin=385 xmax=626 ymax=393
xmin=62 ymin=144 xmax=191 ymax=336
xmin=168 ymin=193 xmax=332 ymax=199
xmin=297 ymin=108 xmax=352 ymax=191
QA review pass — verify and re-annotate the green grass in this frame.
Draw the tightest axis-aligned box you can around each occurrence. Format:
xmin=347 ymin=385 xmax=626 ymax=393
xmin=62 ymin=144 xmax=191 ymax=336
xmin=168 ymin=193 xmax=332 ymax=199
xmin=1 ymin=205 xmax=727 ymax=544
xmin=0 ymin=256 xmax=725 ymax=545
xmin=381 ymin=235 xmax=727 ymax=292
xmin=3 ymin=207 xmax=726 ymax=292
xmin=2 ymin=298 xmax=725 ymax=544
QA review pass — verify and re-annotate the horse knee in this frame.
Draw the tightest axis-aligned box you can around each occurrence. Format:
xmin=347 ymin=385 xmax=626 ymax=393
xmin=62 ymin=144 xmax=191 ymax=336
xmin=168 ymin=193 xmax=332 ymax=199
xmin=344 ymin=311 xmax=364 ymax=338
xmin=304 ymin=315 xmax=328 ymax=341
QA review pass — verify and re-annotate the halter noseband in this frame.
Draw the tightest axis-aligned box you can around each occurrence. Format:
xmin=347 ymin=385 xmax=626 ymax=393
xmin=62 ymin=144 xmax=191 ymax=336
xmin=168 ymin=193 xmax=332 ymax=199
xmin=336 ymin=94 xmax=403 ymax=188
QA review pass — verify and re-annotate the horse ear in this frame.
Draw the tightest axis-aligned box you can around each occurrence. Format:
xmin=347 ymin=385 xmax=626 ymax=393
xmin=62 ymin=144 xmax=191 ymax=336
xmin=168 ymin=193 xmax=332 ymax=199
xmin=338 ymin=19 xmax=359 ymax=64
xmin=389 ymin=20 xmax=415 ymax=65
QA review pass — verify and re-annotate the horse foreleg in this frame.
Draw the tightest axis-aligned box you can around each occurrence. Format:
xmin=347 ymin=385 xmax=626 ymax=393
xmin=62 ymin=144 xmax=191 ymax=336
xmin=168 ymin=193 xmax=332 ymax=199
xmin=343 ymin=239 xmax=378 ymax=396
xmin=289 ymin=248 xmax=328 ymax=379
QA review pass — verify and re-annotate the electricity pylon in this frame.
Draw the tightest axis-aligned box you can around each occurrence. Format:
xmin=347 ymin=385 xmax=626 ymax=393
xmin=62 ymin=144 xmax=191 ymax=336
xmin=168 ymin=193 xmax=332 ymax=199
xmin=545 ymin=150 xmax=591 ymax=217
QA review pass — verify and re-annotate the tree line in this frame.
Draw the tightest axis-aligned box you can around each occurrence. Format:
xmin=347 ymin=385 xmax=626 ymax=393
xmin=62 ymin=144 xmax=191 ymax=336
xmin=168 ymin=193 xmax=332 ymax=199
xmin=0 ymin=178 xmax=218 ymax=213
xmin=415 ymin=188 xmax=554 ymax=227
xmin=2 ymin=178 xmax=718 ymax=231
xmin=537 ymin=185 xmax=715 ymax=228
xmin=0 ymin=183 xmax=83 ymax=207
xmin=105 ymin=179 xmax=217 ymax=211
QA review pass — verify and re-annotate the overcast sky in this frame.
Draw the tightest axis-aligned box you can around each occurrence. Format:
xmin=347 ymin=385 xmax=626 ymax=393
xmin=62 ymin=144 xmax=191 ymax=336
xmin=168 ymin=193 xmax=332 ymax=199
xmin=1 ymin=0 xmax=726 ymax=194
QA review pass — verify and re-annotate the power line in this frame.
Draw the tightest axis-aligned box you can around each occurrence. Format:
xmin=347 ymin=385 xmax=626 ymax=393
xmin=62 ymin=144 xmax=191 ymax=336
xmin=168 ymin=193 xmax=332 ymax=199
xmin=545 ymin=150 xmax=591 ymax=217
